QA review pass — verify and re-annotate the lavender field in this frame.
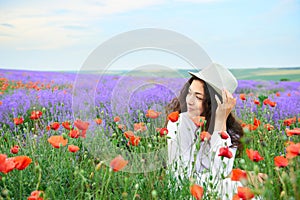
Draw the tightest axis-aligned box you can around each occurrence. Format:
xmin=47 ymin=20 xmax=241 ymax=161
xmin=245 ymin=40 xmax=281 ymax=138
xmin=0 ymin=69 xmax=300 ymax=200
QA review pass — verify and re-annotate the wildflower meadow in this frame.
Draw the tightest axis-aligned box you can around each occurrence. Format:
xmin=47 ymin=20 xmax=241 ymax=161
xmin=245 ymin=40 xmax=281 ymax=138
xmin=0 ymin=69 xmax=300 ymax=200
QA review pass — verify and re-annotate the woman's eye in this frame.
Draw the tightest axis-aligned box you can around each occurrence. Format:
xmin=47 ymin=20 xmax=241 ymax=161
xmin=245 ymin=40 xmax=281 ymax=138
xmin=196 ymin=96 xmax=203 ymax=100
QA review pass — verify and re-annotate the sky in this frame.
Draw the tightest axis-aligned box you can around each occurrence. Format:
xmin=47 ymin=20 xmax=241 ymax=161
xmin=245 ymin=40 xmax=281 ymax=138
xmin=0 ymin=0 xmax=299 ymax=71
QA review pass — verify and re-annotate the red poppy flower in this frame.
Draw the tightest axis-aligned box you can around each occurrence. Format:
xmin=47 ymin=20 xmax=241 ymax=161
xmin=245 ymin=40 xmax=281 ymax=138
xmin=118 ymin=124 xmax=127 ymax=131
xmin=253 ymin=117 xmax=260 ymax=127
xmin=69 ymin=129 xmax=80 ymax=138
xmin=30 ymin=110 xmax=42 ymax=120
xmin=232 ymin=194 xmax=240 ymax=200
xmin=110 ymin=155 xmax=128 ymax=172
xmin=263 ymin=98 xmax=271 ymax=105
xmin=52 ymin=86 xmax=58 ymax=91
xmin=200 ymin=131 xmax=211 ymax=141
xmin=284 ymin=140 xmax=294 ymax=147
xmin=13 ymin=117 xmax=24 ymax=125
xmin=74 ymin=119 xmax=89 ymax=130
xmin=190 ymin=184 xmax=204 ymax=200
xmin=114 ymin=116 xmax=121 ymax=122
xmin=239 ymin=94 xmax=246 ymax=101
xmin=263 ymin=98 xmax=276 ymax=107
xmin=246 ymin=149 xmax=264 ymax=162
xmin=287 ymin=93 xmax=291 ymax=97
xmin=124 ymin=131 xmax=134 ymax=139
xmin=0 ymin=154 xmax=15 ymax=174
xmin=263 ymin=124 xmax=274 ymax=131
xmin=286 ymin=128 xmax=300 ymax=137
xmin=286 ymin=143 xmax=300 ymax=159
xmin=192 ymin=116 xmax=206 ymax=127
xmin=79 ymin=130 xmax=87 ymax=138
xmin=168 ymin=111 xmax=179 ymax=122
xmin=62 ymin=121 xmax=73 ymax=130
xmin=237 ymin=186 xmax=255 ymax=200
xmin=145 ymin=109 xmax=161 ymax=119
xmin=12 ymin=156 xmax=32 ymax=170
xmin=268 ymin=101 xmax=276 ymax=107
xmin=68 ymin=145 xmax=80 ymax=153
xmin=95 ymin=118 xmax=102 ymax=125
xmin=274 ymin=156 xmax=288 ymax=167
xmin=47 ymin=135 xmax=68 ymax=148
xmin=231 ymin=168 xmax=247 ymax=181
xmin=253 ymin=100 xmax=260 ymax=105
xmin=134 ymin=122 xmax=147 ymax=132
xmin=218 ymin=147 xmax=233 ymax=159
xmin=10 ymin=145 xmax=19 ymax=154
xmin=28 ymin=190 xmax=44 ymax=200
xmin=159 ymin=128 xmax=168 ymax=137
xmin=276 ymin=92 xmax=280 ymax=97
xmin=128 ymin=135 xmax=141 ymax=146
xmin=50 ymin=122 xmax=60 ymax=131
xmin=283 ymin=117 xmax=296 ymax=126
xmin=241 ymin=122 xmax=247 ymax=127
xmin=243 ymin=124 xmax=258 ymax=131
xmin=219 ymin=131 xmax=229 ymax=139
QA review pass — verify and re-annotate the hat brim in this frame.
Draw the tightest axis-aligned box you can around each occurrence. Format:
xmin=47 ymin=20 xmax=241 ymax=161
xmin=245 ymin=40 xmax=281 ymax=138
xmin=188 ymin=71 xmax=222 ymax=96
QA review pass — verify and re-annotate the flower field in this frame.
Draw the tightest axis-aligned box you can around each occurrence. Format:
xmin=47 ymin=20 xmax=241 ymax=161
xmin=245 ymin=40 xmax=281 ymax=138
xmin=0 ymin=69 xmax=300 ymax=200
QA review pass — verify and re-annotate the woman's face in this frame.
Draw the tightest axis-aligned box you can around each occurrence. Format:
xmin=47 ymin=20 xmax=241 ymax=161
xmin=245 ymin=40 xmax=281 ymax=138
xmin=186 ymin=79 xmax=205 ymax=119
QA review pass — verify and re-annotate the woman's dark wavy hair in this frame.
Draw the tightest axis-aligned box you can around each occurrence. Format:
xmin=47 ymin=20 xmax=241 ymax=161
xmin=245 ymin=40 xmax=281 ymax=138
xmin=165 ymin=76 xmax=244 ymax=153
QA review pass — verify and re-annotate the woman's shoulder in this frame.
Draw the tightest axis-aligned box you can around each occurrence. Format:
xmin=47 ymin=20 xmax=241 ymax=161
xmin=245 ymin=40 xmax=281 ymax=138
xmin=179 ymin=112 xmax=189 ymax=118
xmin=166 ymin=112 xmax=189 ymax=127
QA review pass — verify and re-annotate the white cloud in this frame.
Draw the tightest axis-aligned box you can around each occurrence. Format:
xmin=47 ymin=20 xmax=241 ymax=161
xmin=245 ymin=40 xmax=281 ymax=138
xmin=0 ymin=0 xmax=164 ymax=50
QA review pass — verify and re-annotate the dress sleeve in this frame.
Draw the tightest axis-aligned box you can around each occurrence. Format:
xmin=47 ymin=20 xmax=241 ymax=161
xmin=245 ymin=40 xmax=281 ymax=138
xmin=167 ymin=117 xmax=197 ymax=177
xmin=197 ymin=130 xmax=237 ymax=179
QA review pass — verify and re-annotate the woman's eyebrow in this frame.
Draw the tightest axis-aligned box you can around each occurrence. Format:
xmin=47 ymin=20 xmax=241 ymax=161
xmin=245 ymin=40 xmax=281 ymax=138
xmin=195 ymin=92 xmax=203 ymax=96
xmin=189 ymin=88 xmax=203 ymax=96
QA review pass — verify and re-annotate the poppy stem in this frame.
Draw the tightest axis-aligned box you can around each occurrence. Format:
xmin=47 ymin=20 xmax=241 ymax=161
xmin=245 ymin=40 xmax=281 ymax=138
xmin=100 ymin=168 xmax=112 ymax=198
xmin=19 ymin=171 xmax=23 ymax=199
xmin=35 ymin=164 xmax=42 ymax=191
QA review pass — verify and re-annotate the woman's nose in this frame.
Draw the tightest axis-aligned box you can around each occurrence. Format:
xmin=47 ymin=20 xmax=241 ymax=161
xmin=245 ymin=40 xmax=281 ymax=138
xmin=187 ymin=95 xmax=194 ymax=105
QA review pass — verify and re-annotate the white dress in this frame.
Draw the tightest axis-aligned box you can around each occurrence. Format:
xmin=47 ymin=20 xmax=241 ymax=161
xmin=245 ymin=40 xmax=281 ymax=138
xmin=167 ymin=112 xmax=242 ymax=200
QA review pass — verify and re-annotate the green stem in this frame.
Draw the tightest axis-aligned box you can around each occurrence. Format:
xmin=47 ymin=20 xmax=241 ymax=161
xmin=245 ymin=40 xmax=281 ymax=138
xmin=103 ymin=170 xmax=112 ymax=199
xmin=35 ymin=164 xmax=42 ymax=191
xmin=99 ymin=168 xmax=111 ymax=199
xmin=19 ymin=170 xmax=23 ymax=199
xmin=132 ymin=186 xmax=138 ymax=200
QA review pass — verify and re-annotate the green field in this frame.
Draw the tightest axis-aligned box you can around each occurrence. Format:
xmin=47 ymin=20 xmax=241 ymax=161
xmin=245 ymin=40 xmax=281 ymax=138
xmin=229 ymin=67 xmax=300 ymax=81
xmin=104 ymin=67 xmax=300 ymax=81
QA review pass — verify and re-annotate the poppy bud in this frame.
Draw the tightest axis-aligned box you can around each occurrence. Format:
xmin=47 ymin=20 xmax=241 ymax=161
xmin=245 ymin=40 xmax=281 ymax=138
xmin=151 ymin=190 xmax=157 ymax=198
xmin=62 ymin=133 xmax=68 ymax=139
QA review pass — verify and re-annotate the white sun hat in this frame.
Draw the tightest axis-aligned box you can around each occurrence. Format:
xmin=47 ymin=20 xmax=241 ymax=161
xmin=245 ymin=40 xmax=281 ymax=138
xmin=188 ymin=63 xmax=238 ymax=95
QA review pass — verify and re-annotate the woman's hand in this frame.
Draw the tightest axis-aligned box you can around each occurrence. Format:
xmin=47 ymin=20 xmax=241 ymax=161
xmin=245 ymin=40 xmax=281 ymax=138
xmin=214 ymin=89 xmax=236 ymax=131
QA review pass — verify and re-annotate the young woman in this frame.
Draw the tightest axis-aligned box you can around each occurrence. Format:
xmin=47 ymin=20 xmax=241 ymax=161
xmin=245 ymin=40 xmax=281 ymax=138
xmin=165 ymin=63 xmax=245 ymax=199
